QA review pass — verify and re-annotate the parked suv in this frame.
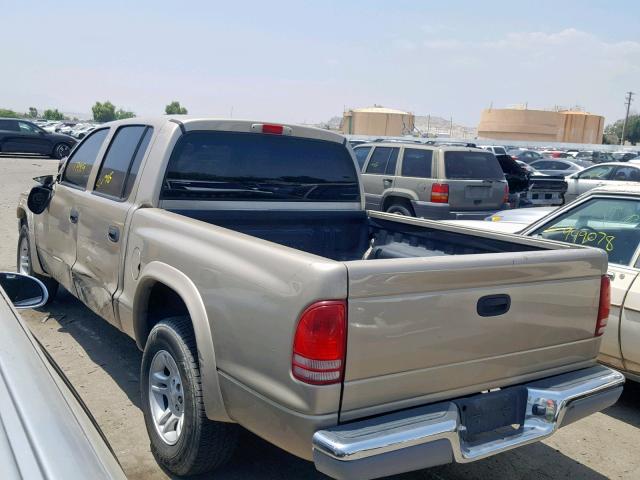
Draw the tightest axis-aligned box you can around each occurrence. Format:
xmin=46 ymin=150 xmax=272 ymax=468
xmin=356 ymin=142 xmax=509 ymax=219
xmin=0 ymin=118 xmax=76 ymax=159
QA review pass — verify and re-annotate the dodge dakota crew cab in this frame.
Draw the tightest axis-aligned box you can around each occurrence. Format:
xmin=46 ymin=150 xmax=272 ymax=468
xmin=17 ymin=117 xmax=624 ymax=479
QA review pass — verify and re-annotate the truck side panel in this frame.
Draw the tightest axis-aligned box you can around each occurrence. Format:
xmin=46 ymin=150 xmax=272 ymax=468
xmin=117 ymin=208 xmax=348 ymax=419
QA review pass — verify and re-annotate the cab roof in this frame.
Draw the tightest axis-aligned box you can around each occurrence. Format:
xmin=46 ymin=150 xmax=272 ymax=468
xmin=98 ymin=116 xmax=346 ymax=144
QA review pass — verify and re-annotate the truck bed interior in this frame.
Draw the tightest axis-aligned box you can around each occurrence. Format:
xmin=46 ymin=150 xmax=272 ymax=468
xmin=168 ymin=209 xmax=545 ymax=261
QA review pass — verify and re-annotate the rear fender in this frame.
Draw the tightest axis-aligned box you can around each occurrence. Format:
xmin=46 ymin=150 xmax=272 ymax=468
xmin=134 ymin=261 xmax=231 ymax=422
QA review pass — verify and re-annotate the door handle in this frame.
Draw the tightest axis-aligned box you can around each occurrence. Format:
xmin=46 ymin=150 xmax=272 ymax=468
xmin=108 ymin=226 xmax=120 ymax=243
xmin=383 ymin=178 xmax=393 ymax=187
xmin=69 ymin=208 xmax=79 ymax=224
xmin=477 ymin=294 xmax=511 ymax=317
xmin=607 ymin=272 xmax=616 ymax=281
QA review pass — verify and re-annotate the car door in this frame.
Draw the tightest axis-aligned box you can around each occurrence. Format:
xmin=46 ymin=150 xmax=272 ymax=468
xmin=619 ymin=270 xmax=640 ymax=375
xmin=15 ymin=121 xmax=51 ymax=154
xmin=0 ymin=119 xmax=23 ymax=152
xmin=361 ymin=146 xmax=399 ymax=211
xmin=72 ymin=125 xmax=153 ymax=327
xmin=394 ymin=147 xmax=434 ymax=203
xmin=564 ymin=165 xmax=615 ymax=202
xmin=34 ymin=128 xmax=110 ymax=293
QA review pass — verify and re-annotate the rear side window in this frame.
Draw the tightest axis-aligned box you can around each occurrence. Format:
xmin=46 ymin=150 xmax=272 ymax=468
xmin=365 ymin=147 xmax=399 ymax=175
xmin=444 ymin=151 xmax=504 ymax=180
xmin=62 ymin=129 xmax=109 ymax=188
xmin=94 ymin=126 xmax=153 ymax=198
xmin=162 ymin=131 xmax=359 ymax=202
xmin=0 ymin=119 xmax=18 ymax=131
xmin=401 ymin=149 xmax=433 ymax=178
xmin=354 ymin=146 xmax=371 ymax=169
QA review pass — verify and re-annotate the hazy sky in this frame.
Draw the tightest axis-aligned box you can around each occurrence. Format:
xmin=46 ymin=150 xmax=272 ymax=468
xmin=2 ymin=0 xmax=639 ymax=126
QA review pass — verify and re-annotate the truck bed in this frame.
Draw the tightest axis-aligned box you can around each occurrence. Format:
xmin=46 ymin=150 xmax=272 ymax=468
xmin=161 ymin=207 xmax=606 ymax=421
xmin=167 ymin=208 xmax=547 ymax=262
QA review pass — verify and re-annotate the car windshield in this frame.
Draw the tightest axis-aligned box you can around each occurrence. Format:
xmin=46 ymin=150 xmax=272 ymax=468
xmin=531 ymin=197 xmax=640 ymax=266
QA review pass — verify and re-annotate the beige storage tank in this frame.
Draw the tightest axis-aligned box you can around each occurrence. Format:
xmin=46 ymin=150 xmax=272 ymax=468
xmin=477 ymin=108 xmax=604 ymax=144
xmin=342 ymin=106 xmax=415 ymax=136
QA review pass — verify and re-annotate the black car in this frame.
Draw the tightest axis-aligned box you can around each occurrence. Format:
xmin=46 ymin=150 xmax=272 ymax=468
xmin=0 ymin=118 xmax=76 ymax=159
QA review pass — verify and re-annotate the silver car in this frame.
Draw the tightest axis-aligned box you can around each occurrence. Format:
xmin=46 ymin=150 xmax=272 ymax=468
xmin=565 ymin=162 xmax=640 ymax=203
xmin=0 ymin=272 xmax=126 ymax=480
xmin=529 ymin=158 xmax=586 ymax=176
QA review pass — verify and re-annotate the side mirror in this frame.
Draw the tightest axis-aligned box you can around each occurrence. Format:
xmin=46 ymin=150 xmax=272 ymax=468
xmin=0 ymin=272 xmax=48 ymax=309
xmin=27 ymin=185 xmax=53 ymax=214
xmin=34 ymin=175 xmax=54 ymax=187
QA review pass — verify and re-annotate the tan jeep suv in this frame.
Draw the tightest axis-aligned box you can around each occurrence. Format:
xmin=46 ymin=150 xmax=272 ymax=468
xmin=355 ymin=142 xmax=509 ymax=219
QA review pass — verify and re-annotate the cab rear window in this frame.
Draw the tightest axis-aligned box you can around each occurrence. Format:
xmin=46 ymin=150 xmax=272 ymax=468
xmin=161 ymin=131 xmax=359 ymax=202
xmin=444 ymin=151 xmax=504 ymax=180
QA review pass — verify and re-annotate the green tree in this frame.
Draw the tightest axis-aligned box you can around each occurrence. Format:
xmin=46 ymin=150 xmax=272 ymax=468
xmin=43 ymin=108 xmax=65 ymax=120
xmin=0 ymin=108 xmax=19 ymax=118
xmin=606 ymin=114 xmax=640 ymax=145
xmin=92 ymin=101 xmax=117 ymax=122
xmin=28 ymin=107 xmax=38 ymax=118
xmin=115 ymin=108 xmax=136 ymax=120
xmin=165 ymin=101 xmax=188 ymax=115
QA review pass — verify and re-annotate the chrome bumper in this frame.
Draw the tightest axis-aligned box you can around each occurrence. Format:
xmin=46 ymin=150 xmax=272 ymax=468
xmin=313 ymin=365 xmax=624 ymax=480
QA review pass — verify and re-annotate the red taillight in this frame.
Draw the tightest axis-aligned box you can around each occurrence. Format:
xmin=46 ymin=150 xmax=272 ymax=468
xmin=511 ymin=155 xmax=518 ymax=161
xmin=292 ymin=300 xmax=347 ymax=385
xmin=431 ymin=183 xmax=449 ymax=203
xmin=262 ymin=124 xmax=284 ymax=135
xmin=503 ymin=184 xmax=510 ymax=204
xmin=596 ymin=275 xmax=611 ymax=337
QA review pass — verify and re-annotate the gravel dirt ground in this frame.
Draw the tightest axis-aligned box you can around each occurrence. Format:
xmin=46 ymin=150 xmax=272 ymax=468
xmin=1 ymin=155 xmax=639 ymax=480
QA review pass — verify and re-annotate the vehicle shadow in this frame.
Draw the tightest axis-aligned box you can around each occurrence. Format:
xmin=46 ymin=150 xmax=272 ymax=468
xmin=602 ymin=380 xmax=640 ymax=429
xmin=44 ymin=288 xmax=143 ymax=409
xmin=40 ymin=290 xmax=613 ymax=480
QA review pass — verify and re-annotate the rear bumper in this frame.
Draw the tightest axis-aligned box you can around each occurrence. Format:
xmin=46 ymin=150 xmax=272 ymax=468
xmin=312 ymin=365 xmax=624 ymax=480
xmin=411 ymin=200 xmax=505 ymax=220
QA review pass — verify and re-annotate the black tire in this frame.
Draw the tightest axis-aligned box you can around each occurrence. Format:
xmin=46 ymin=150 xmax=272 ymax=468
xmin=141 ymin=316 xmax=239 ymax=476
xmin=17 ymin=224 xmax=58 ymax=304
xmin=386 ymin=201 xmax=415 ymax=216
xmin=52 ymin=143 xmax=71 ymax=159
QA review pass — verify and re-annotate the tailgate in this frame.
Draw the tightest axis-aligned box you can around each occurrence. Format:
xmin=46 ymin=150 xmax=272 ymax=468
xmin=341 ymin=247 xmax=606 ymax=420
xmin=448 ymin=179 xmax=505 ymax=211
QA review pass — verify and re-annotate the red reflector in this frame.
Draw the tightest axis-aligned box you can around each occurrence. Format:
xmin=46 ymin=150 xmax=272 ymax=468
xmin=503 ymin=184 xmax=510 ymax=204
xmin=262 ymin=124 xmax=284 ymax=135
xmin=431 ymin=183 xmax=449 ymax=203
xmin=292 ymin=300 xmax=346 ymax=385
xmin=596 ymin=275 xmax=611 ymax=337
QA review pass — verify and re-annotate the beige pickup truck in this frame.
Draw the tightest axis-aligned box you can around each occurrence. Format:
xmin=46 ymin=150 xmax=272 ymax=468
xmin=17 ymin=117 xmax=623 ymax=480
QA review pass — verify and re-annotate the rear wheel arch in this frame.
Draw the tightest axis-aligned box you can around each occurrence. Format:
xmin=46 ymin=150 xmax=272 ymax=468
xmin=382 ymin=195 xmax=416 ymax=215
xmin=133 ymin=262 xmax=231 ymax=422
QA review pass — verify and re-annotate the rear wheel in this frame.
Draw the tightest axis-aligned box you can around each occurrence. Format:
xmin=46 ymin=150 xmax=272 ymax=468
xmin=386 ymin=201 xmax=415 ymax=216
xmin=17 ymin=224 xmax=58 ymax=304
xmin=141 ymin=316 xmax=239 ymax=476
xmin=52 ymin=143 xmax=71 ymax=159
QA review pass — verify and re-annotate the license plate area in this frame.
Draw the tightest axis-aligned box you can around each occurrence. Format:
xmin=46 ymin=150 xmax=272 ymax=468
xmin=454 ymin=387 xmax=527 ymax=441
xmin=465 ymin=186 xmax=491 ymax=200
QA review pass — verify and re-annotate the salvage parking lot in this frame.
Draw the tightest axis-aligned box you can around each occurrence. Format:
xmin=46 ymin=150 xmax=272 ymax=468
xmin=1 ymin=156 xmax=640 ymax=480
